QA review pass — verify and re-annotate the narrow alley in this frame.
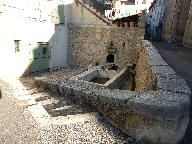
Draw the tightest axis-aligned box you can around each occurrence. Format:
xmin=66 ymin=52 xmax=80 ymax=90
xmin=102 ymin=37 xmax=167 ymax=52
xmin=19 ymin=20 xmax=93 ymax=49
xmin=153 ymin=41 xmax=192 ymax=144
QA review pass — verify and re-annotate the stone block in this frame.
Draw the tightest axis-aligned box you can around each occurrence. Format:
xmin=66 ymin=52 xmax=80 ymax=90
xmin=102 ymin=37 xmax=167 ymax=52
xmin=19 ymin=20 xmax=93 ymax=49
xmin=157 ymin=74 xmax=191 ymax=95
xmin=151 ymin=65 xmax=176 ymax=75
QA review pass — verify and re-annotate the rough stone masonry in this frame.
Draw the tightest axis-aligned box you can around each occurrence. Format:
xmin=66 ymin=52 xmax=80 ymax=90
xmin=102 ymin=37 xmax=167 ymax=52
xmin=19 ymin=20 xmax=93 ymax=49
xmin=35 ymin=26 xmax=191 ymax=144
xmin=67 ymin=25 xmax=144 ymax=69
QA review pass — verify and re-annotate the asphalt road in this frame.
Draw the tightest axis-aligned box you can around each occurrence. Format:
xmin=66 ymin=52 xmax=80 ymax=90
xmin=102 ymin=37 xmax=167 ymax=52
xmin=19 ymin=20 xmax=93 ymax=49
xmin=153 ymin=41 xmax=192 ymax=144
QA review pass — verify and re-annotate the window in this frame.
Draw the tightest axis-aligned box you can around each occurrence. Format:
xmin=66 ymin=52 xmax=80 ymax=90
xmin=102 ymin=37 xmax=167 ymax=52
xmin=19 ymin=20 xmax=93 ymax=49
xmin=106 ymin=54 xmax=114 ymax=63
xmin=14 ymin=40 xmax=20 ymax=53
xmin=43 ymin=47 xmax=48 ymax=55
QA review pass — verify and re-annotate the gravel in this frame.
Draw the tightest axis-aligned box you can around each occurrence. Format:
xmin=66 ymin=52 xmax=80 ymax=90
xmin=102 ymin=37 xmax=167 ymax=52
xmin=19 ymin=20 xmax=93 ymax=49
xmin=0 ymin=74 xmax=140 ymax=144
xmin=0 ymin=79 xmax=40 ymax=144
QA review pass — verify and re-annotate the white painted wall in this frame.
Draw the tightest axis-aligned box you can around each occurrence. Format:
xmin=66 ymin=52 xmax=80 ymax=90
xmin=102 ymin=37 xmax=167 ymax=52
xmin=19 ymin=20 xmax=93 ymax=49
xmin=147 ymin=0 xmax=164 ymax=39
xmin=0 ymin=0 xmax=69 ymax=79
xmin=0 ymin=0 xmax=107 ymax=79
xmin=135 ymin=0 xmax=154 ymax=13
xmin=105 ymin=0 xmax=153 ymax=20
xmin=50 ymin=24 xmax=68 ymax=69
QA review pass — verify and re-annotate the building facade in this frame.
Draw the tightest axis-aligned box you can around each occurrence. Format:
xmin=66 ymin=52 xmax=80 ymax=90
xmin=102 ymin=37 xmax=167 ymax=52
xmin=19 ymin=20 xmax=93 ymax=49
xmin=0 ymin=0 xmax=107 ymax=79
xmin=105 ymin=0 xmax=153 ymax=20
xmin=161 ymin=0 xmax=192 ymax=43
xmin=147 ymin=0 xmax=164 ymax=40
xmin=0 ymin=0 xmax=69 ymax=78
xmin=148 ymin=0 xmax=192 ymax=48
xmin=183 ymin=0 xmax=192 ymax=47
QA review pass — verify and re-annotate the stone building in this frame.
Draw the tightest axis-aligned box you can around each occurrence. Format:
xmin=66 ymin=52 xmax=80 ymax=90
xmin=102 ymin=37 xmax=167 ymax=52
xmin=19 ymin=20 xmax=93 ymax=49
xmin=161 ymin=0 xmax=192 ymax=44
xmin=183 ymin=0 xmax=192 ymax=47
xmin=149 ymin=0 xmax=192 ymax=47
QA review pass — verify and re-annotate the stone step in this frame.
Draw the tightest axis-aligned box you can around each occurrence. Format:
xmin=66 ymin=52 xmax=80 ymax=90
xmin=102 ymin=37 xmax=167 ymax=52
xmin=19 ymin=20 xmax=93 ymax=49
xmin=27 ymin=87 xmax=92 ymax=117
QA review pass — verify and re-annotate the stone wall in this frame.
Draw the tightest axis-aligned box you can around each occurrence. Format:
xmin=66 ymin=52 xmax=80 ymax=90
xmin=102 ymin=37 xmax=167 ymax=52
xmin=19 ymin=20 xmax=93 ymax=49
xmin=161 ymin=0 xmax=177 ymax=41
xmin=0 ymin=0 xmax=69 ymax=78
xmin=35 ymin=40 xmax=191 ymax=144
xmin=175 ymin=0 xmax=192 ymax=43
xmin=68 ymin=25 xmax=144 ymax=69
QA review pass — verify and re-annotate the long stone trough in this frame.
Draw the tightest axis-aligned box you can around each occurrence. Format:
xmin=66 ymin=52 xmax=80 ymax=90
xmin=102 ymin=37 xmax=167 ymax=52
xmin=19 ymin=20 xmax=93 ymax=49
xmin=35 ymin=40 xmax=191 ymax=144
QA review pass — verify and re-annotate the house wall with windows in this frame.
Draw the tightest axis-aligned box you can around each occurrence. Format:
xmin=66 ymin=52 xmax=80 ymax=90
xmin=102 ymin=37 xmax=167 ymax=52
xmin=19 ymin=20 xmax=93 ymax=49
xmin=0 ymin=0 xmax=112 ymax=79
xmin=105 ymin=0 xmax=153 ymax=20
xmin=147 ymin=0 xmax=164 ymax=40
xmin=175 ymin=0 xmax=192 ymax=43
xmin=135 ymin=0 xmax=153 ymax=14
xmin=0 ymin=0 xmax=69 ymax=79
xmin=154 ymin=0 xmax=192 ymax=44
xmin=147 ymin=0 xmax=192 ymax=46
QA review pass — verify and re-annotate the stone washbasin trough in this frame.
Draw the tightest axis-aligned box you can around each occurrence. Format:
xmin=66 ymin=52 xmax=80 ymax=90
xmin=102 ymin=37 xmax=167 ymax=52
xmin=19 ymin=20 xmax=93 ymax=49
xmin=35 ymin=40 xmax=191 ymax=144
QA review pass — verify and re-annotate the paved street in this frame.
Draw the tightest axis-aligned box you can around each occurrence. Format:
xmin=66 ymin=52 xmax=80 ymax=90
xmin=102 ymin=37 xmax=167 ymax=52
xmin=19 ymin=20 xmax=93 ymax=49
xmin=153 ymin=41 xmax=192 ymax=144
xmin=0 ymin=79 xmax=40 ymax=144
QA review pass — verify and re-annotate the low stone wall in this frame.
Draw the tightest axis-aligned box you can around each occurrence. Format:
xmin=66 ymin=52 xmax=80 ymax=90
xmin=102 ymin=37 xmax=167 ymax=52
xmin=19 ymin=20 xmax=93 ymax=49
xmin=142 ymin=40 xmax=191 ymax=95
xmin=35 ymin=40 xmax=191 ymax=144
xmin=68 ymin=25 xmax=144 ymax=69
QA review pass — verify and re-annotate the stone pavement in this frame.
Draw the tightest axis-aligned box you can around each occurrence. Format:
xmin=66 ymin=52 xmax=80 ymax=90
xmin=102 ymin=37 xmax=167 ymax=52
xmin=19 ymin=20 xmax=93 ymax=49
xmin=152 ymin=41 xmax=192 ymax=144
xmin=0 ymin=79 xmax=40 ymax=144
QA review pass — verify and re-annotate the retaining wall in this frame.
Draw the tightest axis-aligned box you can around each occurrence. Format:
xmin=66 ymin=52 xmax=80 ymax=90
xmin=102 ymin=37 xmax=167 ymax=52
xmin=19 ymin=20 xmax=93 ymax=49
xmin=68 ymin=25 xmax=144 ymax=69
xmin=35 ymin=40 xmax=191 ymax=144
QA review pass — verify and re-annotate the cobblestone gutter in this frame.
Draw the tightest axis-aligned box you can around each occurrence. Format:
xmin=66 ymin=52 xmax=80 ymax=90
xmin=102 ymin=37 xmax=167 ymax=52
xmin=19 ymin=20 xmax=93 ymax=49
xmin=35 ymin=40 xmax=191 ymax=144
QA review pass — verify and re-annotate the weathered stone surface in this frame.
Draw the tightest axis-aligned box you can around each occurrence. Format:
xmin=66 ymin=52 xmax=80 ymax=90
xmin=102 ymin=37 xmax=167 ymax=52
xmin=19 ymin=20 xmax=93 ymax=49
xmin=35 ymin=76 xmax=190 ymax=144
xmin=152 ymin=65 xmax=176 ymax=75
xmin=128 ymin=91 xmax=190 ymax=120
xmin=34 ymin=40 xmax=191 ymax=144
xmin=68 ymin=25 xmax=144 ymax=69
xmin=149 ymin=58 xmax=168 ymax=66
xmin=157 ymin=74 xmax=191 ymax=95
xmin=135 ymin=47 xmax=156 ymax=91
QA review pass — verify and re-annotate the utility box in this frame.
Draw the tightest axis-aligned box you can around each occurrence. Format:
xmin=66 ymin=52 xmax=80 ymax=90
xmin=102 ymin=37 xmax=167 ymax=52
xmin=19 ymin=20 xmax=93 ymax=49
xmin=51 ymin=5 xmax=65 ymax=24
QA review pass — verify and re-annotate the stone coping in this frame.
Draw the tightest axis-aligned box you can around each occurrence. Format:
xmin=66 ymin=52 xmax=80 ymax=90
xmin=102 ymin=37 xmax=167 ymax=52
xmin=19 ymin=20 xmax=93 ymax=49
xmin=142 ymin=40 xmax=191 ymax=95
xmin=34 ymin=40 xmax=191 ymax=144
xmin=35 ymin=77 xmax=190 ymax=120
